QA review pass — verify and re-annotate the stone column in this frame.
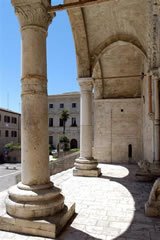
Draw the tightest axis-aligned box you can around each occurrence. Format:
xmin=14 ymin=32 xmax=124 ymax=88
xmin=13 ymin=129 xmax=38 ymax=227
xmin=153 ymin=75 xmax=160 ymax=162
xmin=73 ymin=78 xmax=101 ymax=177
xmin=0 ymin=1 xmax=75 ymax=238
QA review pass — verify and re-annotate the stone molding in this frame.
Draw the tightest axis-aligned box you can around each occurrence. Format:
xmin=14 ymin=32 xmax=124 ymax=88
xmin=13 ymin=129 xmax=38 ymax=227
xmin=78 ymin=77 xmax=93 ymax=91
xmin=94 ymin=78 xmax=103 ymax=99
xmin=12 ymin=2 xmax=54 ymax=30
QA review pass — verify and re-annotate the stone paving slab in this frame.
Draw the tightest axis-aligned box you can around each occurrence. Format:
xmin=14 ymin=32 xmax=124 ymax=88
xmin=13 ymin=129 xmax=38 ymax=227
xmin=0 ymin=164 xmax=160 ymax=240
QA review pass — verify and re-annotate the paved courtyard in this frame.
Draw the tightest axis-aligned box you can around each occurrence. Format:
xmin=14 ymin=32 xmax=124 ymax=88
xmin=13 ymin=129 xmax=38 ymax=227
xmin=0 ymin=163 xmax=160 ymax=240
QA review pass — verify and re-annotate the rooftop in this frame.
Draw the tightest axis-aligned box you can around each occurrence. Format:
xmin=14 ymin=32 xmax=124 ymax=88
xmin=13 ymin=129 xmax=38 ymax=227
xmin=0 ymin=163 xmax=159 ymax=240
xmin=0 ymin=107 xmax=21 ymax=115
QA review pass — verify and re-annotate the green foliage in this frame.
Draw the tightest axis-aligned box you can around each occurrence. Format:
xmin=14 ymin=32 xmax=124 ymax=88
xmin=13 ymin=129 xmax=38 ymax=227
xmin=60 ymin=110 xmax=70 ymax=122
xmin=70 ymin=148 xmax=80 ymax=152
xmin=4 ymin=142 xmax=21 ymax=151
xmin=59 ymin=135 xmax=69 ymax=143
xmin=59 ymin=135 xmax=70 ymax=151
xmin=60 ymin=110 xmax=70 ymax=135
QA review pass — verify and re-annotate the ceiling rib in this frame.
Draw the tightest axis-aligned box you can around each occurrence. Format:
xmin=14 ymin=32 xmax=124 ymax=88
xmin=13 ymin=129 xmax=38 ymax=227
xmin=48 ymin=0 xmax=115 ymax=12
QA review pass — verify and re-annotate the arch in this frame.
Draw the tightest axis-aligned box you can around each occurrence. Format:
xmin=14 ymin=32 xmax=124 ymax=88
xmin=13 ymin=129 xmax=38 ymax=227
xmin=70 ymin=139 xmax=78 ymax=149
xmin=91 ymin=34 xmax=148 ymax=72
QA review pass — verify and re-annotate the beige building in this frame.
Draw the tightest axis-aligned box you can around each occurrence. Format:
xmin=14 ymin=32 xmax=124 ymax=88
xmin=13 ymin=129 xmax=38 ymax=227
xmin=48 ymin=92 xmax=80 ymax=149
xmin=0 ymin=108 xmax=21 ymax=153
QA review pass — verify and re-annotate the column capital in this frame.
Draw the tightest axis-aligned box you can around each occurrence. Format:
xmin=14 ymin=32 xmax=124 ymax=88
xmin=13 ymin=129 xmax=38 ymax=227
xmin=11 ymin=0 xmax=54 ymax=31
xmin=150 ymin=68 xmax=160 ymax=81
xmin=77 ymin=77 xmax=93 ymax=91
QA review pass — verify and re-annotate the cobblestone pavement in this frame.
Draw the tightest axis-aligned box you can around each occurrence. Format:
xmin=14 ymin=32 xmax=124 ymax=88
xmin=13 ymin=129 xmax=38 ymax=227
xmin=0 ymin=164 xmax=160 ymax=240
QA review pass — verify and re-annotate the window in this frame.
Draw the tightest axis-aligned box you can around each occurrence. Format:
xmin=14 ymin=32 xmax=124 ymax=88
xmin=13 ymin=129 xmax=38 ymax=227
xmin=49 ymin=136 xmax=53 ymax=145
xmin=0 ymin=130 xmax=1 ymax=136
xmin=11 ymin=131 xmax=17 ymax=137
xmin=4 ymin=115 xmax=10 ymax=123
xmin=0 ymin=114 xmax=1 ymax=121
xmin=12 ymin=117 xmax=17 ymax=124
xmin=72 ymin=103 xmax=76 ymax=108
xmin=128 ymin=144 xmax=132 ymax=158
xmin=49 ymin=118 xmax=53 ymax=127
xmin=60 ymin=103 xmax=64 ymax=108
xmin=5 ymin=130 xmax=9 ymax=137
xmin=59 ymin=118 xmax=64 ymax=127
xmin=71 ymin=117 xmax=77 ymax=127
xmin=49 ymin=104 xmax=53 ymax=109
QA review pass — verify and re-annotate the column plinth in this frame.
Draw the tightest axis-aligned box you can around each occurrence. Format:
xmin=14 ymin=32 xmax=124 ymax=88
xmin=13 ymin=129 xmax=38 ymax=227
xmin=73 ymin=78 xmax=101 ymax=177
xmin=0 ymin=1 xmax=75 ymax=238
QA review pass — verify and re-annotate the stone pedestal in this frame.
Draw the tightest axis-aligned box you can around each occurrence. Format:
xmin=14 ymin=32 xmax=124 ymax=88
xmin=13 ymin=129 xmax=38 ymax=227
xmin=145 ymin=178 xmax=160 ymax=217
xmin=0 ymin=0 xmax=75 ymax=238
xmin=73 ymin=78 xmax=101 ymax=177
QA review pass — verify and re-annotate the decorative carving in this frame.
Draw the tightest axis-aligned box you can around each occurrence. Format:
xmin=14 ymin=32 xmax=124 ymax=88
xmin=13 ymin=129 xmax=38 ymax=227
xmin=14 ymin=4 xmax=54 ymax=30
xmin=78 ymin=78 xmax=93 ymax=91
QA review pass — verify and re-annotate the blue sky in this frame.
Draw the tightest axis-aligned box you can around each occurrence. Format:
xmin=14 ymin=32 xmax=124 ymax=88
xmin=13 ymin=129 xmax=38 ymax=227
xmin=0 ymin=0 xmax=78 ymax=113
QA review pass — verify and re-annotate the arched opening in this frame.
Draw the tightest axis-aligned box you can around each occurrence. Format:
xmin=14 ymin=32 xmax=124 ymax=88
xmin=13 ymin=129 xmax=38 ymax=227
xmin=128 ymin=144 xmax=132 ymax=159
xmin=70 ymin=139 xmax=78 ymax=149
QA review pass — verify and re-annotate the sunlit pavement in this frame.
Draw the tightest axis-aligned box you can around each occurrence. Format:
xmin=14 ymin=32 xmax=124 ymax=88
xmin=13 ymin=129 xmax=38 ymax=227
xmin=0 ymin=163 xmax=160 ymax=240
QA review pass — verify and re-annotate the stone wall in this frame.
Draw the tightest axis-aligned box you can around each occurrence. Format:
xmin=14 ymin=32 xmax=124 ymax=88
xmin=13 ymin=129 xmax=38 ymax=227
xmin=93 ymin=98 xmax=142 ymax=163
xmin=16 ymin=152 xmax=79 ymax=183
xmin=49 ymin=152 xmax=79 ymax=175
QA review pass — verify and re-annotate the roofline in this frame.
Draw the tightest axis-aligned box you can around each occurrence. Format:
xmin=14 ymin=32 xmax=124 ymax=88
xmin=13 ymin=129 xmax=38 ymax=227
xmin=48 ymin=92 xmax=80 ymax=98
xmin=0 ymin=108 xmax=21 ymax=115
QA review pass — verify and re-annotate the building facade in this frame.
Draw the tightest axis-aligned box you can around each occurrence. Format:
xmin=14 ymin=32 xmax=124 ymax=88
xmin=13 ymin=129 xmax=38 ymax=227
xmin=0 ymin=108 xmax=21 ymax=153
xmin=48 ymin=92 xmax=80 ymax=149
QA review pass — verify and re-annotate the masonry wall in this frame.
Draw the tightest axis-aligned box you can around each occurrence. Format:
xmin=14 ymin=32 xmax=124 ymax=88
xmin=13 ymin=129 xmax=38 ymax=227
xmin=93 ymin=98 xmax=142 ymax=163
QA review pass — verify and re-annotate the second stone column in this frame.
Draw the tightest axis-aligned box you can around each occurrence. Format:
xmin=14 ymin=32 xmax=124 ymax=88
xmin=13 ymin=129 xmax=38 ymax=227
xmin=73 ymin=78 xmax=101 ymax=177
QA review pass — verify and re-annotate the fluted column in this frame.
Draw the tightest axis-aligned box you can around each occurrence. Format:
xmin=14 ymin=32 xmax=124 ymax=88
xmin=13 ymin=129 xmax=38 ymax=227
xmin=73 ymin=78 xmax=101 ymax=177
xmin=0 ymin=1 xmax=75 ymax=238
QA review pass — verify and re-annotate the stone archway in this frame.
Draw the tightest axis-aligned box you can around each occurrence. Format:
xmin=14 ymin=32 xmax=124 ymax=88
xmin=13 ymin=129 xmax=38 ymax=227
xmin=70 ymin=138 xmax=78 ymax=149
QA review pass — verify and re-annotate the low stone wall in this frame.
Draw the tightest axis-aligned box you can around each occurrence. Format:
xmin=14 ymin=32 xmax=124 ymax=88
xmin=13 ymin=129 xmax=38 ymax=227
xmin=16 ymin=151 xmax=79 ymax=183
xmin=49 ymin=152 xmax=79 ymax=175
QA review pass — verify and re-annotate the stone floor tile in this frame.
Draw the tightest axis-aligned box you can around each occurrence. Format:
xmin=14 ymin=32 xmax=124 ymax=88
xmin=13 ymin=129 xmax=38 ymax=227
xmin=0 ymin=164 xmax=159 ymax=240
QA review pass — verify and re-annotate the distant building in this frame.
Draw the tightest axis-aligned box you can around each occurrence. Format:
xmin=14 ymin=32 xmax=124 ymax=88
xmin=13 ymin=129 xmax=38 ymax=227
xmin=0 ymin=108 xmax=21 ymax=153
xmin=48 ymin=92 xmax=80 ymax=149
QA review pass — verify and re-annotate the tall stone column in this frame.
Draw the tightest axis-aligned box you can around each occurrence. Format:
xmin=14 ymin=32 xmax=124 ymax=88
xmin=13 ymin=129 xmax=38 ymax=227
xmin=0 ymin=1 xmax=75 ymax=238
xmin=153 ymin=75 xmax=160 ymax=162
xmin=73 ymin=78 xmax=101 ymax=177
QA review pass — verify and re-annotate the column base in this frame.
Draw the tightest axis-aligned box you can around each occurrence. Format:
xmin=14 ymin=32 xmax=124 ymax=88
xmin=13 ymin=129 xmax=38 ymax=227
xmin=0 ymin=200 xmax=75 ymax=238
xmin=73 ymin=157 xmax=101 ymax=177
xmin=0 ymin=182 xmax=75 ymax=238
xmin=73 ymin=167 xmax=101 ymax=177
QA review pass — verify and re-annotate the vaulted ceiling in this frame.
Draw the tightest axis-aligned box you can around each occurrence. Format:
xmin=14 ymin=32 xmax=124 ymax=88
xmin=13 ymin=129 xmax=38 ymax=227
xmin=65 ymin=0 xmax=149 ymax=98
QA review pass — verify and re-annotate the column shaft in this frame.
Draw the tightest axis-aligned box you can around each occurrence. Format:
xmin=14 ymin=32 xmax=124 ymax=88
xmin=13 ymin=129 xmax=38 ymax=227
xmin=21 ymin=27 xmax=50 ymax=186
xmin=154 ymin=77 xmax=160 ymax=162
xmin=80 ymin=89 xmax=92 ymax=159
xmin=73 ymin=78 xmax=101 ymax=177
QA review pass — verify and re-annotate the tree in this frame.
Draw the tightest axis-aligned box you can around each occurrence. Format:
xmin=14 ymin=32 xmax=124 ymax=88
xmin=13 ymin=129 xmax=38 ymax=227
xmin=60 ymin=110 xmax=70 ymax=135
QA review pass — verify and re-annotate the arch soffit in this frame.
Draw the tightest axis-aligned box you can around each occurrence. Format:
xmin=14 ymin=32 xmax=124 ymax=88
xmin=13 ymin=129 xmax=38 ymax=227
xmin=91 ymin=34 xmax=148 ymax=72
xmin=66 ymin=8 xmax=90 ymax=78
